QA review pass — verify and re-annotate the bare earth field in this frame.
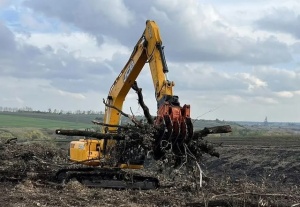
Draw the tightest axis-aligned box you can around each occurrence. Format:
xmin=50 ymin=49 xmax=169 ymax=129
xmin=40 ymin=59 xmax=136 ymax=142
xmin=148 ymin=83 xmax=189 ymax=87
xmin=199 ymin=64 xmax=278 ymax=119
xmin=0 ymin=136 xmax=299 ymax=207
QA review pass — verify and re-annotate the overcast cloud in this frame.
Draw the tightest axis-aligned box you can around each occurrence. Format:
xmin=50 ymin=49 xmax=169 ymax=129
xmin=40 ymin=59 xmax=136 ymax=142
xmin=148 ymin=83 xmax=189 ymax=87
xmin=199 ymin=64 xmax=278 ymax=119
xmin=256 ymin=8 xmax=300 ymax=39
xmin=0 ymin=0 xmax=300 ymax=122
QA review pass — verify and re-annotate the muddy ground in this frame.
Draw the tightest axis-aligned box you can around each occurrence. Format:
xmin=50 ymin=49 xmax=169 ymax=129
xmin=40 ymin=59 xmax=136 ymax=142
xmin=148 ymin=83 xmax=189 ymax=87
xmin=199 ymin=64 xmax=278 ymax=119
xmin=0 ymin=136 xmax=299 ymax=207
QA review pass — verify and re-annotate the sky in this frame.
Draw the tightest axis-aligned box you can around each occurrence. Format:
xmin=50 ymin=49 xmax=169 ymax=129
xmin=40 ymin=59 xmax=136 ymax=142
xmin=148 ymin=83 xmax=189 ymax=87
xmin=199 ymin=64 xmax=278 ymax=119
xmin=0 ymin=0 xmax=300 ymax=122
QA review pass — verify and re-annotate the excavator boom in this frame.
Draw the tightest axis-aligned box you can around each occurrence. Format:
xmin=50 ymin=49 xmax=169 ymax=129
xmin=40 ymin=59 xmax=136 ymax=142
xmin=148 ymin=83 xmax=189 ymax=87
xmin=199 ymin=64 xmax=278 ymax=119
xmin=103 ymin=20 xmax=193 ymax=160
xmin=103 ymin=20 xmax=175 ymax=131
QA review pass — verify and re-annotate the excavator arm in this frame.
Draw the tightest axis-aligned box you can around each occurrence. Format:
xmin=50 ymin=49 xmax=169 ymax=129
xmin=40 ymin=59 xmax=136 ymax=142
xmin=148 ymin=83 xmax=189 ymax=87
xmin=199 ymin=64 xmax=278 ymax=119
xmin=103 ymin=20 xmax=193 ymax=160
xmin=104 ymin=20 xmax=175 ymax=132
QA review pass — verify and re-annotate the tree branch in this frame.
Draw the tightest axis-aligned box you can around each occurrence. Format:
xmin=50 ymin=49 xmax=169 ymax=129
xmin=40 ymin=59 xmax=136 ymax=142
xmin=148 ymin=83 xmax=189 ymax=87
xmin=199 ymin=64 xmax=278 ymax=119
xmin=131 ymin=81 xmax=154 ymax=124
xmin=55 ymin=129 xmax=125 ymax=140
xmin=102 ymin=98 xmax=142 ymax=127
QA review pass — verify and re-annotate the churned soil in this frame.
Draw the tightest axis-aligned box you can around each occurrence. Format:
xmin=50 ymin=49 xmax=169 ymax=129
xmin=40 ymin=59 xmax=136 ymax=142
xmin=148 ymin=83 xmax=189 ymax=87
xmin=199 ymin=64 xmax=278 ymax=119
xmin=0 ymin=136 xmax=299 ymax=207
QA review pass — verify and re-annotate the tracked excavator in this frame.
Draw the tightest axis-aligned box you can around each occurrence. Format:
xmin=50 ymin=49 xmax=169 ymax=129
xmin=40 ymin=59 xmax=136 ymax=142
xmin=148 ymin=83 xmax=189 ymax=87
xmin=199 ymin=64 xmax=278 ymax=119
xmin=55 ymin=20 xmax=231 ymax=189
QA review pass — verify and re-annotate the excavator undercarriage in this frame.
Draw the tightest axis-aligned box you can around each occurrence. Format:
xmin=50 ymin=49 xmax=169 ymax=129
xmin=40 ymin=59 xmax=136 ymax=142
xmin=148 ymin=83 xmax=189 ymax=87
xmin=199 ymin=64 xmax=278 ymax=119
xmin=55 ymin=167 xmax=159 ymax=190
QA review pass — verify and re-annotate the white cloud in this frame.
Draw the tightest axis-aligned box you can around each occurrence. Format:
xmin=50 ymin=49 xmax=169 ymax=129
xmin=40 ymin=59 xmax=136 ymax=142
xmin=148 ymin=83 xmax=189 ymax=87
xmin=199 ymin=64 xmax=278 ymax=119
xmin=222 ymin=95 xmax=246 ymax=104
xmin=256 ymin=7 xmax=300 ymax=39
xmin=148 ymin=0 xmax=292 ymax=64
xmin=253 ymin=96 xmax=278 ymax=104
xmin=275 ymin=91 xmax=294 ymax=98
xmin=93 ymin=0 xmax=135 ymax=27
xmin=238 ymin=73 xmax=268 ymax=91
xmin=16 ymin=32 xmax=129 ymax=61
xmin=58 ymin=90 xmax=86 ymax=100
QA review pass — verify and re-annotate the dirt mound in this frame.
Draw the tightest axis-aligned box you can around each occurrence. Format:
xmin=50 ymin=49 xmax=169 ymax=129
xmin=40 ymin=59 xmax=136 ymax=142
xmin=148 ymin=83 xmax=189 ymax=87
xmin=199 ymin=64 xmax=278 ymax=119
xmin=0 ymin=139 xmax=67 ymax=182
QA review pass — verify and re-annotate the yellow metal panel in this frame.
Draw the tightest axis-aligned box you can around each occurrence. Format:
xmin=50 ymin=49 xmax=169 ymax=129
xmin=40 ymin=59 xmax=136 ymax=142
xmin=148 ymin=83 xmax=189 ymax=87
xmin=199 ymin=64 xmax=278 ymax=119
xmin=70 ymin=140 xmax=87 ymax=161
xmin=70 ymin=140 xmax=102 ymax=164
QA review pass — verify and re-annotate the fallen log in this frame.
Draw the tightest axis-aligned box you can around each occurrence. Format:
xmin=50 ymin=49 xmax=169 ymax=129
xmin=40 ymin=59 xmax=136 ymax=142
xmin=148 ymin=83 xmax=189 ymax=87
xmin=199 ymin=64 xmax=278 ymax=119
xmin=55 ymin=129 xmax=125 ymax=140
xmin=56 ymin=125 xmax=231 ymax=141
xmin=193 ymin=125 xmax=232 ymax=139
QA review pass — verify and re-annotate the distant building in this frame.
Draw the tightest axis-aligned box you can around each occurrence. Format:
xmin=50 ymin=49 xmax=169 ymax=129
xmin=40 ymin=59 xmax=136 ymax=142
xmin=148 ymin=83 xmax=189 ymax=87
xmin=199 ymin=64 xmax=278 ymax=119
xmin=264 ymin=116 xmax=268 ymax=126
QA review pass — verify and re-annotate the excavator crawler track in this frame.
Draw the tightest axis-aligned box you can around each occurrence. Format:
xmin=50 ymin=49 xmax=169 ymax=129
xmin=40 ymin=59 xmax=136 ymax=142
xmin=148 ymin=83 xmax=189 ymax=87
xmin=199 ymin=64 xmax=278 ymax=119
xmin=55 ymin=167 xmax=159 ymax=190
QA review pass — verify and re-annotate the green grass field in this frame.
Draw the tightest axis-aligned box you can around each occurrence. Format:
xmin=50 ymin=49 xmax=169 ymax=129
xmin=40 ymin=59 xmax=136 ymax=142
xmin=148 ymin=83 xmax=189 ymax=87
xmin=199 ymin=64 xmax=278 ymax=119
xmin=0 ymin=112 xmax=299 ymax=137
xmin=0 ymin=114 xmax=92 ymax=129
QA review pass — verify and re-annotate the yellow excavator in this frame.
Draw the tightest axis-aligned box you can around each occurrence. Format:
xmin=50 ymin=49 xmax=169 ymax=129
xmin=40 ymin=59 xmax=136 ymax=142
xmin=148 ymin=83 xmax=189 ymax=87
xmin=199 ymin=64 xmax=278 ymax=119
xmin=55 ymin=20 xmax=230 ymax=189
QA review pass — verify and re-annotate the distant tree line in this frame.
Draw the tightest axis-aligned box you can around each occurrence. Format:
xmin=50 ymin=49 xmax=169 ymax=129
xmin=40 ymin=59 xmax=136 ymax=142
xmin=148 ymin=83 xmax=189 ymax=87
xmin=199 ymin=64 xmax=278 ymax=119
xmin=0 ymin=106 xmax=104 ymax=115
